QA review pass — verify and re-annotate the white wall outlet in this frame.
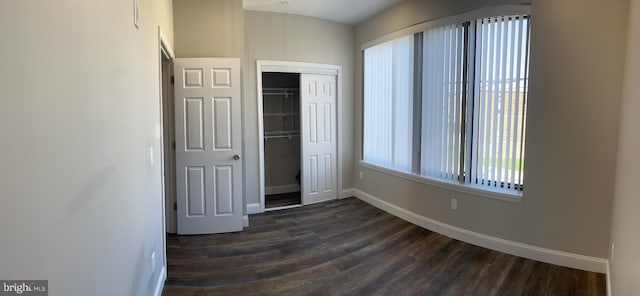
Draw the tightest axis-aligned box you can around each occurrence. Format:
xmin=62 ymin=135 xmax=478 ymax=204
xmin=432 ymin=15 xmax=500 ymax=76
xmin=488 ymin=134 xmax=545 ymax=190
xmin=451 ymin=199 xmax=458 ymax=210
xmin=359 ymin=171 xmax=363 ymax=180
xmin=151 ymin=251 xmax=156 ymax=272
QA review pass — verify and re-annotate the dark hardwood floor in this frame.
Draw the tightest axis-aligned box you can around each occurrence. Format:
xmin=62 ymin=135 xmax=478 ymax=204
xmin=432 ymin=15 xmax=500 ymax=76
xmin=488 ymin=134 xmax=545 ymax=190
xmin=265 ymin=191 xmax=301 ymax=208
xmin=163 ymin=197 xmax=606 ymax=296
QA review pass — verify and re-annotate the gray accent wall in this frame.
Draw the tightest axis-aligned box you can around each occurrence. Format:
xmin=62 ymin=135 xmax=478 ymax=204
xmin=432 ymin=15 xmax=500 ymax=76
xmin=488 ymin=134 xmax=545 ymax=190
xmin=173 ymin=0 xmax=244 ymax=58
xmin=354 ymin=0 xmax=629 ymax=258
xmin=610 ymin=0 xmax=640 ymax=293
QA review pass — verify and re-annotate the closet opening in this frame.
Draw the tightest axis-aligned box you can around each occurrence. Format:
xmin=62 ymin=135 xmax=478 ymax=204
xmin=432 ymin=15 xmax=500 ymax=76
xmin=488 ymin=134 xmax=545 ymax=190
xmin=257 ymin=60 xmax=342 ymax=214
xmin=262 ymin=72 xmax=302 ymax=210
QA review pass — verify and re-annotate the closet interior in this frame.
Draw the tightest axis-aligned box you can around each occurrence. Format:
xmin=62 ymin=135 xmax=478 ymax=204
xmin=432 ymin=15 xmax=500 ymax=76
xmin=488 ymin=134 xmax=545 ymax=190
xmin=262 ymin=72 xmax=302 ymax=209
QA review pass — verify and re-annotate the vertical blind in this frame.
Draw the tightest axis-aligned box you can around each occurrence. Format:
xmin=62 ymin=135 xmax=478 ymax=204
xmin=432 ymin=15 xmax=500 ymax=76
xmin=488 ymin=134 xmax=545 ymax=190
xmin=421 ymin=24 xmax=465 ymax=181
xmin=363 ymin=12 xmax=530 ymax=194
xmin=363 ymin=35 xmax=414 ymax=172
xmin=469 ymin=15 xmax=530 ymax=190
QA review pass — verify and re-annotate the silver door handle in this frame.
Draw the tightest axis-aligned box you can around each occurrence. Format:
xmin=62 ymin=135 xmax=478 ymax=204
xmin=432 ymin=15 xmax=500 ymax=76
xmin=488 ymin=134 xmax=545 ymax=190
xmin=233 ymin=154 xmax=240 ymax=160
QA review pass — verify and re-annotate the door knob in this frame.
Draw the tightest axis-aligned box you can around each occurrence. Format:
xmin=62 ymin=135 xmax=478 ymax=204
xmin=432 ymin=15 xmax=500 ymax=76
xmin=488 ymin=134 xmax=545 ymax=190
xmin=233 ymin=154 xmax=240 ymax=160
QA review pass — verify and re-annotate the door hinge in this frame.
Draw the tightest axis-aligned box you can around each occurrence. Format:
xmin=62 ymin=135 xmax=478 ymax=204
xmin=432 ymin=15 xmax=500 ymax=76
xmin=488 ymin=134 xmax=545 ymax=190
xmin=170 ymin=76 xmax=175 ymax=85
xmin=172 ymin=141 xmax=176 ymax=149
xmin=173 ymin=202 xmax=177 ymax=211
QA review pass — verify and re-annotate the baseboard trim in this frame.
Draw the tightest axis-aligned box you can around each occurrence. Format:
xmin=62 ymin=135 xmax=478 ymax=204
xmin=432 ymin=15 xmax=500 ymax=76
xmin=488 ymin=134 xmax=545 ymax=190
xmin=247 ymin=203 xmax=261 ymax=214
xmin=265 ymin=184 xmax=300 ymax=195
xmin=352 ymin=188 xmax=608 ymax=273
xmin=243 ymin=215 xmax=249 ymax=227
xmin=340 ymin=188 xmax=355 ymax=199
xmin=153 ymin=265 xmax=166 ymax=296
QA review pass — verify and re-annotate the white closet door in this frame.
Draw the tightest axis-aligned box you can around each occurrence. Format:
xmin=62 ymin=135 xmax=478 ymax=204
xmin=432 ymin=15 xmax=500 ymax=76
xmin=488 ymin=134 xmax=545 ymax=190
xmin=301 ymin=74 xmax=337 ymax=204
xmin=174 ymin=58 xmax=243 ymax=234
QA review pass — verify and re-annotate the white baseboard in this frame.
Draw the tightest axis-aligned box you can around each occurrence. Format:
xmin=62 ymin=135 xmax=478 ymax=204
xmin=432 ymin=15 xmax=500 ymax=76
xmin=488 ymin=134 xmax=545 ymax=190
xmin=352 ymin=188 xmax=608 ymax=273
xmin=243 ymin=215 xmax=249 ymax=227
xmin=247 ymin=203 xmax=261 ymax=214
xmin=265 ymin=184 xmax=300 ymax=195
xmin=340 ymin=188 xmax=355 ymax=199
xmin=153 ymin=265 xmax=166 ymax=296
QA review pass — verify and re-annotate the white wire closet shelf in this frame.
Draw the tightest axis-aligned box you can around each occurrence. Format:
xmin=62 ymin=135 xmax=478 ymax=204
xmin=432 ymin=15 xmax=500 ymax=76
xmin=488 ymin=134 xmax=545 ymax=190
xmin=263 ymin=112 xmax=300 ymax=116
xmin=264 ymin=130 xmax=300 ymax=140
xmin=262 ymin=87 xmax=299 ymax=97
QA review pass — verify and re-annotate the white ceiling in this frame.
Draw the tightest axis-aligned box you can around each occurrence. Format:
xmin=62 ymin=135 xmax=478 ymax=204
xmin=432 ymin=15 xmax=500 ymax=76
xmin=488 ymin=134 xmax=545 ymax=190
xmin=243 ymin=0 xmax=406 ymax=25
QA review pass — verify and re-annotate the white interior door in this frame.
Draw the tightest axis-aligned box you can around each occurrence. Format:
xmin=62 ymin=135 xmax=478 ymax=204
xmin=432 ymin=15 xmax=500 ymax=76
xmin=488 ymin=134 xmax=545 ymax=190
xmin=301 ymin=74 xmax=337 ymax=204
xmin=174 ymin=58 xmax=243 ymax=235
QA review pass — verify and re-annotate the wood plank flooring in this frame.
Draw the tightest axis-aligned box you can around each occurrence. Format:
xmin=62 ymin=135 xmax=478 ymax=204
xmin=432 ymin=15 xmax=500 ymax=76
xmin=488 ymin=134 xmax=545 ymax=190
xmin=163 ymin=197 xmax=606 ymax=296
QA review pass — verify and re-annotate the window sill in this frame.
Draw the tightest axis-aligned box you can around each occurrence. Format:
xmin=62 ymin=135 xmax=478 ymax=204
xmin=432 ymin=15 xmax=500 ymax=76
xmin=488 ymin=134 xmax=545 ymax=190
xmin=359 ymin=161 xmax=523 ymax=203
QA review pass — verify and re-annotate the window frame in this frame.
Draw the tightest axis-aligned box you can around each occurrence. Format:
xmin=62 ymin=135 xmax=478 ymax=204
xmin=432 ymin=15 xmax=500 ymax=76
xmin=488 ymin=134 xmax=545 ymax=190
xmin=361 ymin=5 xmax=531 ymax=201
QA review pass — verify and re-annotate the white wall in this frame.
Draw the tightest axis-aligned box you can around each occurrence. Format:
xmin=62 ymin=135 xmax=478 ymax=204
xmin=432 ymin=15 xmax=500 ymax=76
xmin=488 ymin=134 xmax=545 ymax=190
xmin=243 ymin=11 xmax=355 ymax=205
xmin=610 ymin=0 xmax=640 ymax=293
xmin=0 ymin=0 xmax=173 ymax=295
xmin=354 ymin=0 xmax=628 ymax=259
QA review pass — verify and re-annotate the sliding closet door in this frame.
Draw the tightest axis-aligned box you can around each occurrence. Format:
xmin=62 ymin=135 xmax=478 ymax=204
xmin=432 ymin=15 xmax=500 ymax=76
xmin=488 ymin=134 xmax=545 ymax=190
xmin=301 ymin=74 xmax=337 ymax=204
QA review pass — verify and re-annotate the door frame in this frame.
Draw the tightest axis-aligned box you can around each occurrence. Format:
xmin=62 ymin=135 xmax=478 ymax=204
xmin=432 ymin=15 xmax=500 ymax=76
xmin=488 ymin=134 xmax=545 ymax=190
xmin=256 ymin=60 xmax=343 ymax=213
xmin=158 ymin=29 xmax=176 ymax=234
xmin=157 ymin=26 xmax=174 ymax=291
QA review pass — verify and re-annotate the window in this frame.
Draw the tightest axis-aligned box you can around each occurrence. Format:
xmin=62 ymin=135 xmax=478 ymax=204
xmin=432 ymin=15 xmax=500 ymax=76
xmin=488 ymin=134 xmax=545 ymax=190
xmin=421 ymin=24 xmax=466 ymax=182
xmin=363 ymin=35 xmax=414 ymax=172
xmin=363 ymin=12 xmax=531 ymax=195
xmin=469 ymin=15 xmax=530 ymax=191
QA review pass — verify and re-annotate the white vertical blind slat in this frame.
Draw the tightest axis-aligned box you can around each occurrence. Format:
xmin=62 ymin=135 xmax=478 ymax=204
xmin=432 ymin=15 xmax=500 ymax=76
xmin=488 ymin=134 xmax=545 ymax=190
xmin=445 ymin=26 xmax=456 ymax=179
xmin=489 ymin=17 xmax=500 ymax=187
xmin=471 ymin=21 xmax=484 ymax=184
xmin=442 ymin=27 xmax=450 ymax=178
xmin=497 ymin=17 xmax=509 ymax=186
xmin=453 ymin=25 xmax=463 ymax=179
xmin=481 ymin=19 xmax=494 ymax=185
xmin=504 ymin=16 xmax=517 ymax=188
xmin=518 ymin=17 xmax=531 ymax=186
xmin=468 ymin=22 xmax=479 ymax=184
xmin=447 ymin=26 xmax=456 ymax=178
xmin=509 ymin=17 xmax=522 ymax=186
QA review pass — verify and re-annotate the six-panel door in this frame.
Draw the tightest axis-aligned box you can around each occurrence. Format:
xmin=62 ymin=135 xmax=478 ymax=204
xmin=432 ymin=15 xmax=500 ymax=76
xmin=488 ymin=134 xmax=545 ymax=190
xmin=174 ymin=58 xmax=243 ymax=235
xmin=301 ymin=74 xmax=338 ymax=205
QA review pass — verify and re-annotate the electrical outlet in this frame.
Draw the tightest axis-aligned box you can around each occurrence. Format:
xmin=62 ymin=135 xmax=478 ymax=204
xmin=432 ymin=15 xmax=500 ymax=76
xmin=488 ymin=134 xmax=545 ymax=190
xmin=451 ymin=199 xmax=458 ymax=210
xmin=151 ymin=251 xmax=156 ymax=272
xmin=359 ymin=171 xmax=363 ymax=180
